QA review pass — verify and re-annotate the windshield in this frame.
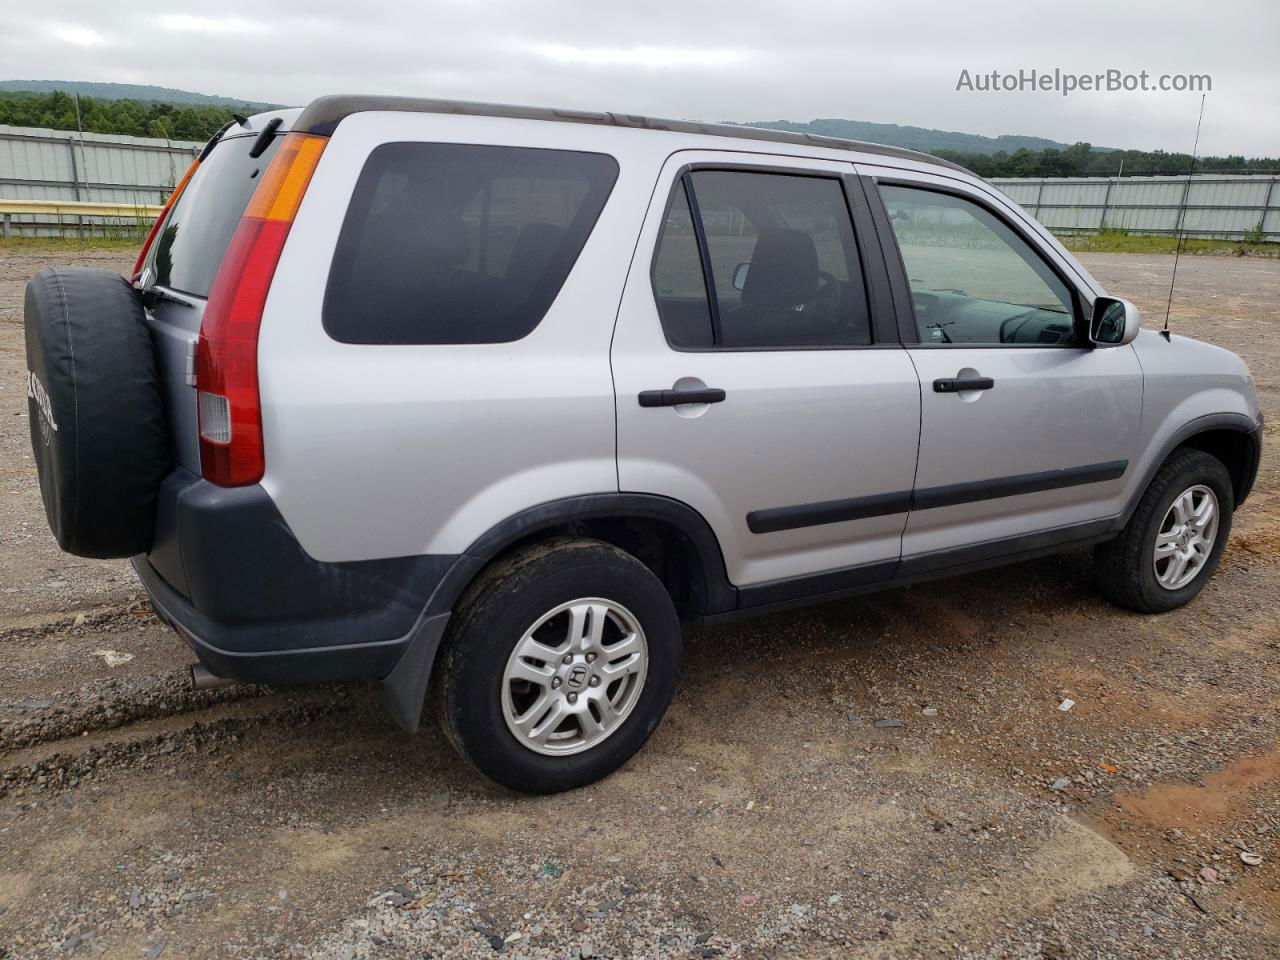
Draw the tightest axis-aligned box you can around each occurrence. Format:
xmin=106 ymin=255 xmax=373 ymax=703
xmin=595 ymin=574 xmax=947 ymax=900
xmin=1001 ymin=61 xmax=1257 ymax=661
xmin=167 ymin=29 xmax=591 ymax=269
xmin=147 ymin=132 xmax=283 ymax=298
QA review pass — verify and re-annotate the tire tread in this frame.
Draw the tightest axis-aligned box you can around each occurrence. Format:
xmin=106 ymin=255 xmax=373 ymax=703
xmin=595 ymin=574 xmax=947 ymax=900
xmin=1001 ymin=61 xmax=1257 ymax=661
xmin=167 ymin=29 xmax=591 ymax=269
xmin=1095 ymin=448 xmax=1231 ymax=613
xmin=433 ymin=537 xmax=679 ymax=792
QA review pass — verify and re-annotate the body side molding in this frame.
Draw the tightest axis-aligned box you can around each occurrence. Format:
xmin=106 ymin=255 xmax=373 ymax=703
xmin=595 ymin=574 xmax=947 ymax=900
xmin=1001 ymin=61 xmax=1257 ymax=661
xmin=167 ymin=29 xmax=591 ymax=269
xmin=747 ymin=460 xmax=1129 ymax=535
xmin=911 ymin=460 xmax=1128 ymax=512
xmin=747 ymin=491 xmax=913 ymax=534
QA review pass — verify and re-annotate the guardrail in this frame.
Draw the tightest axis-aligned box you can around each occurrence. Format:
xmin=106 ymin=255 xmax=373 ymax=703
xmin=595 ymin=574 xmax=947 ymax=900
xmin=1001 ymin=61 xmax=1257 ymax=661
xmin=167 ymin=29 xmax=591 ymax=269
xmin=0 ymin=198 xmax=162 ymax=239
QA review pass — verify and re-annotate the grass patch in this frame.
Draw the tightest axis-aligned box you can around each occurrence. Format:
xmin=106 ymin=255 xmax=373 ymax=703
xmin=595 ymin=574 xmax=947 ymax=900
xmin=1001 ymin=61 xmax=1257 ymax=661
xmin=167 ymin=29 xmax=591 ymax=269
xmin=0 ymin=235 xmax=141 ymax=253
xmin=1057 ymin=229 xmax=1278 ymax=258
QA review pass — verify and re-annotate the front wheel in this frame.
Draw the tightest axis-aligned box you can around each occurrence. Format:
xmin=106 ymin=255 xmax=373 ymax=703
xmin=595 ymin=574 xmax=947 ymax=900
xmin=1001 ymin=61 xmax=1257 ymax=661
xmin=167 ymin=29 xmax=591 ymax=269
xmin=1095 ymin=449 xmax=1233 ymax=613
xmin=435 ymin=538 xmax=680 ymax=793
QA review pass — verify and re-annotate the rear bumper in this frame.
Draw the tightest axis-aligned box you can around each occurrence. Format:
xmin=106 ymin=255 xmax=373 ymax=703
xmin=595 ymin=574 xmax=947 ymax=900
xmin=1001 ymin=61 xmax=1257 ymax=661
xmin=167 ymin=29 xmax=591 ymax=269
xmin=135 ymin=555 xmax=415 ymax=682
xmin=135 ymin=468 xmax=457 ymax=687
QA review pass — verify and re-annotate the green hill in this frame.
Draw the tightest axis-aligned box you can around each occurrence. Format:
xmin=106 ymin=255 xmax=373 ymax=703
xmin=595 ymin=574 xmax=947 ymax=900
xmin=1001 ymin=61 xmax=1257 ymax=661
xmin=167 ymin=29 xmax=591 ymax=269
xmin=4 ymin=83 xmax=1271 ymax=177
xmin=0 ymin=80 xmax=283 ymax=112
xmin=727 ymin=118 xmax=1090 ymax=156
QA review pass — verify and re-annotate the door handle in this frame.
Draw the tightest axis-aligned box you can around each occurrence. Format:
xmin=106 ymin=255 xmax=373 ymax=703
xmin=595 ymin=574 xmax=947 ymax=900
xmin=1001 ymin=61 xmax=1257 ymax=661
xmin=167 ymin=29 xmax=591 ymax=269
xmin=638 ymin=387 xmax=726 ymax=407
xmin=933 ymin=377 xmax=994 ymax=393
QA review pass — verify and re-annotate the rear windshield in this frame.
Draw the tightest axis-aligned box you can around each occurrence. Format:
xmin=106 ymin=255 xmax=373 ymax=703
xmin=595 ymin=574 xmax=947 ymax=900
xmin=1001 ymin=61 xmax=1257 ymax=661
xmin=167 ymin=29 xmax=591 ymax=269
xmin=149 ymin=133 xmax=282 ymax=298
xmin=323 ymin=143 xmax=618 ymax=345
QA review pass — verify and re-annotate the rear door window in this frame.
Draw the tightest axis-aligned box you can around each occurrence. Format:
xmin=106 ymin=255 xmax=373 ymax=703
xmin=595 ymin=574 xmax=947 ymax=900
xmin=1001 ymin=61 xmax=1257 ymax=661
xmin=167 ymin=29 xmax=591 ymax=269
xmin=324 ymin=143 xmax=618 ymax=345
xmin=150 ymin=133 xmax=282 ymax=298
xmin=650 ymin=170 xmax=871 ymax=349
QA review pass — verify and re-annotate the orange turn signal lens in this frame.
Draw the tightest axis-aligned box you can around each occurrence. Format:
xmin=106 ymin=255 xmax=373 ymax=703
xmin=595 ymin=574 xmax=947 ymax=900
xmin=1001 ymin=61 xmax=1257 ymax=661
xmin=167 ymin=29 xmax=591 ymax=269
xmin=245 ymin=133 xmax=327 ymax=222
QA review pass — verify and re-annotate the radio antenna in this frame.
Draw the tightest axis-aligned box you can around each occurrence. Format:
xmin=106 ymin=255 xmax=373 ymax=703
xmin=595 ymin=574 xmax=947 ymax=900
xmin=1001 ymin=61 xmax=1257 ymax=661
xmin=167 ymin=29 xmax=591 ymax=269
xmin=1162 ymin=94 xmax=1206 ymax=341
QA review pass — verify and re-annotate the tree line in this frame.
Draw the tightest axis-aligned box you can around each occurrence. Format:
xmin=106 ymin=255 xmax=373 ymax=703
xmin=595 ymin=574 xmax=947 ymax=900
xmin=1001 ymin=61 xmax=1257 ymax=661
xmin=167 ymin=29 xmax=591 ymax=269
xmin=3 ymin=90 xmax=1277 ymax=177
xmin=0 ymin=90 xmax=248 ymax=142
xmin=933 ymin=141 xmax=1278 ymax=178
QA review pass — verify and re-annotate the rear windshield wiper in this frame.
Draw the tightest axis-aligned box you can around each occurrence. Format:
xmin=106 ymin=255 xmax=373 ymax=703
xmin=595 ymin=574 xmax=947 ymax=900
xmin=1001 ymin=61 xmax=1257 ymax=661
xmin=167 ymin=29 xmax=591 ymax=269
xmin=249 ymin=117 xmax=283 ymax=158
xmin=139 ymin=285 xmax=199 ymax=309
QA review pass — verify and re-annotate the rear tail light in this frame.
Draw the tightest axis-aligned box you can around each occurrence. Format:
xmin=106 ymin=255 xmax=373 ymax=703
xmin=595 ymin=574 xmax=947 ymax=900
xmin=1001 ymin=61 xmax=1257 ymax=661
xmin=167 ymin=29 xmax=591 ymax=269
xmin=196 ymin=132 xmax=327 ymax=487
xmin=132 ymin=157 xmax=199 ymax=279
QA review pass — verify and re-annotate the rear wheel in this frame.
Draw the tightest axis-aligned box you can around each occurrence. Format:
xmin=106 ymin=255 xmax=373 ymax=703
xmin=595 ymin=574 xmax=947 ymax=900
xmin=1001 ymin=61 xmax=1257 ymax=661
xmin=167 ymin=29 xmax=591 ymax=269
xmin=436 ymin=538 xmax=680 ymax=793
xmin=1095 ymin=449 xmax=1233 ymax=613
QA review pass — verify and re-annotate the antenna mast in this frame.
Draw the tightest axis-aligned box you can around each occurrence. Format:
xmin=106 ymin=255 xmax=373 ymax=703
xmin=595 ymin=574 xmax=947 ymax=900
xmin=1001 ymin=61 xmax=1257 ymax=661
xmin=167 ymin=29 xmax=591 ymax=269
xmin=1162 ymin=94 xmax=1206 ymax=340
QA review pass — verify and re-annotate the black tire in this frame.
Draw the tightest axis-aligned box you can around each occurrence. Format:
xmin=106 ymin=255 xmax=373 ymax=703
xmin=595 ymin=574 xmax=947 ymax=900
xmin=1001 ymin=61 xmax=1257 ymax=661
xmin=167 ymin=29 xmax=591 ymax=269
xmin=1095 ymin=449 xmax=1233 ymax=613
xmin=436 ymin=538 xmax=681 ymax=793
xmin=23 ymin=267 xmax=170 ymax=559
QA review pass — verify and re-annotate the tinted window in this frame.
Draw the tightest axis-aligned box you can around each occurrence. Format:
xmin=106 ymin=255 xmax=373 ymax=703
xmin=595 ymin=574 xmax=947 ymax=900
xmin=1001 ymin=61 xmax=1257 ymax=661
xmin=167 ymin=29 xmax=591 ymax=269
xmin=651 ymin=179 xmax=714 ymax=348
xmin=651 ymin=170 xmax=870 ymax=349
xmin=879 ymin=185 xmax=1078 ymax=346
xmin=151 ymin=133 xmax=281 ymax=297
xmin=324 ymin=143 xmax=618 ymax=345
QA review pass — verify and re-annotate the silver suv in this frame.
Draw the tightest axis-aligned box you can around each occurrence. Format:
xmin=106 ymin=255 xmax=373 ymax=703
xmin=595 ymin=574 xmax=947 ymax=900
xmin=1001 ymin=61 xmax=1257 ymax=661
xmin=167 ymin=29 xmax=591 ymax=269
xmin=23 ymin=96 xmax=1262 ymax=792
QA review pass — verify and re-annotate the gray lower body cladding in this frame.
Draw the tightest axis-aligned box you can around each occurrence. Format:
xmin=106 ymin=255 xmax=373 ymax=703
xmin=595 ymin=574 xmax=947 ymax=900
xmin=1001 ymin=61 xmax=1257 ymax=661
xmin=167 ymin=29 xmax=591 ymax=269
xmin=136 ymin=468 xmax=458 ymax=685
xmin=134 ymin=414 xmax=1263 ymax=686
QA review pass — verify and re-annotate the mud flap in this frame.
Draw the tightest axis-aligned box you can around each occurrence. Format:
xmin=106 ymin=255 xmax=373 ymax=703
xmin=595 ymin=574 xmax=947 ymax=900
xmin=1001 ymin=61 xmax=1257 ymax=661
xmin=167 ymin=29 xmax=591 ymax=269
xmin=378 ymin=612 xmax=451 ymax=732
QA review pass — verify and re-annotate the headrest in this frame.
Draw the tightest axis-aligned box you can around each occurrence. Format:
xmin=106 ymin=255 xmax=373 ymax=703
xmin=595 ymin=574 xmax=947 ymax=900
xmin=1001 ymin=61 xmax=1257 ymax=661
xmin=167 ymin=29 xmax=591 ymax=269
xmin=741 ymin=228 xmax=820 ymax=308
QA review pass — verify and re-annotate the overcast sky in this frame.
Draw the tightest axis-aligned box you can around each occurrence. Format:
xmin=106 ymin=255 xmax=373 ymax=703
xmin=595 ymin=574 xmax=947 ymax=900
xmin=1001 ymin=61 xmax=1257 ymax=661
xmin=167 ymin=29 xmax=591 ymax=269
xmin=6 ymin=0 xmax=1278 ymax=156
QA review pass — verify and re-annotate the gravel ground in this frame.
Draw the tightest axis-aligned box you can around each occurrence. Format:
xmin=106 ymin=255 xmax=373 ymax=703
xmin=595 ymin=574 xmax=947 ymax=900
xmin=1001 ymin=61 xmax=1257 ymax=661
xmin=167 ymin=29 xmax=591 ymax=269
xmin=0 ymin=247 xmax=1277 ymax=959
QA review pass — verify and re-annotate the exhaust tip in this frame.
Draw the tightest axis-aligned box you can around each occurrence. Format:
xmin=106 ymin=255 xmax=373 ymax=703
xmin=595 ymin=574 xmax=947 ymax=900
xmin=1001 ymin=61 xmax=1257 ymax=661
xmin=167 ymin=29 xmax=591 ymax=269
xmin=190 ymin=662 xmax=236 ymax=691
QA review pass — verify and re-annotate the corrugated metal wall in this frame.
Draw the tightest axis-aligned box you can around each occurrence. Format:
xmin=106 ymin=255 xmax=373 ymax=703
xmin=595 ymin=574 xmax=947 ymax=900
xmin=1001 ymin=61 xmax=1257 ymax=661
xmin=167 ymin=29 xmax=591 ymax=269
xmin=0 ymin=124 xmax=201 ymax=235
xmin=1 ymin=125 xmax=1277 ymax=243
xmin=992 ymin=175 xmax=1279 ymax=241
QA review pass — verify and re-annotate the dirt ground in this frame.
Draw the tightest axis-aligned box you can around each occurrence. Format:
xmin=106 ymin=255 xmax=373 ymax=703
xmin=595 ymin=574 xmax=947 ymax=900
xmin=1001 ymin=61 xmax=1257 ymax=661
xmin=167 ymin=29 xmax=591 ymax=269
xmin=0 ymin=248 xmax=1277 ymax=959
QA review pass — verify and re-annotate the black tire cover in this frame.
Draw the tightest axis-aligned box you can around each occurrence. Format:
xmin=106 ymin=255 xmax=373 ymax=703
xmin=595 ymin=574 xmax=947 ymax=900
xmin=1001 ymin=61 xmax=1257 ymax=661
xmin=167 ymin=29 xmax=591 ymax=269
xmin=24 ymin=267 xmax=170 ymax=558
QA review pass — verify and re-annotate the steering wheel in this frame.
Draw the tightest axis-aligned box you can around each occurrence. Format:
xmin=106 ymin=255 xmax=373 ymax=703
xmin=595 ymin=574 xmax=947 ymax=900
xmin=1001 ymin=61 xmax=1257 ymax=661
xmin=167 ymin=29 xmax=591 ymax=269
xmin=807 ymin=270 xmax=842 ymax=316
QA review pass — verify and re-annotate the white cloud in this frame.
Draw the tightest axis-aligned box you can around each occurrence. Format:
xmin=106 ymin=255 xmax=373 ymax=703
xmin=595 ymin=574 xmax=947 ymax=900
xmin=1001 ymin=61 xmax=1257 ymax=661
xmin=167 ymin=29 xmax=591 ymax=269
xmin=47 ymin=23 xmax=106 ymax=47
xmin=2 ymin=0 xmax=1277 ymax=155
xmin=531 ymin=45 xmax=748 ymax=69
xmin=157 ymin=14 xmax=268 ymax=35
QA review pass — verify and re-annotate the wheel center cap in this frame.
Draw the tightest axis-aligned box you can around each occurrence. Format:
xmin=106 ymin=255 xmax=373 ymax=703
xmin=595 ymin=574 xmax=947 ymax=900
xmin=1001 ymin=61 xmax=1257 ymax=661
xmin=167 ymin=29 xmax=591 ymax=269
xmin=565 ymin=663 xmax=589 ymax=692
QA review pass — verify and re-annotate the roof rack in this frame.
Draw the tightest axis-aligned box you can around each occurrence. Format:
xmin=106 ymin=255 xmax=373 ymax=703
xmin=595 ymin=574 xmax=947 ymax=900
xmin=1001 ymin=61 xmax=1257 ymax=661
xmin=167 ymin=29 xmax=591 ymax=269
xmin=292 ymin=95 xmax=968 ymax=174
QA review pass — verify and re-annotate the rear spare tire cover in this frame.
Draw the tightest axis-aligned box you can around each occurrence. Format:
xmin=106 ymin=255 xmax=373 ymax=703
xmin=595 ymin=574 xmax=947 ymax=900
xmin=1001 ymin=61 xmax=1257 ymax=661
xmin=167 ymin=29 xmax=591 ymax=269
xmin=24 ymin=267 xmax=170 ymax=558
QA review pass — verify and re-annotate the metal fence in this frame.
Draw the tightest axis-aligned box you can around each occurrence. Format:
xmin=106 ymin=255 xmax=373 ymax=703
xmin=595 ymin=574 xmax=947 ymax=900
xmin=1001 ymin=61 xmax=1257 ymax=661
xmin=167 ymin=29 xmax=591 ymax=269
xmin=2 ymin=124 xmax=1278 ymax=243
xmin=0 ymin=124 xmax=200 ymax=237
xmin=991 ymin=175 xmax=1280 ymax=242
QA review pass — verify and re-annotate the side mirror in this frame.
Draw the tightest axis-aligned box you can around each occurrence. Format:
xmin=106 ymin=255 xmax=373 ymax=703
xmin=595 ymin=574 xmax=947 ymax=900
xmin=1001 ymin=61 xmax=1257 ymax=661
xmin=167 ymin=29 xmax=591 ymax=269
xmin=1089 ymin=296 xmax=1140 ymax=347
xmin=731 ymin=262 xmax=750 ymax=291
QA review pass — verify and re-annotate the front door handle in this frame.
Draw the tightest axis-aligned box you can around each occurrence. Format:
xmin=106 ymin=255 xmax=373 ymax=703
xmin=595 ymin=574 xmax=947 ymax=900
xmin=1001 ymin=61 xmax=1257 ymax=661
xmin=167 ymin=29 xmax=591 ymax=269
xmin=638 ymin=387 xmax=726 ymax=407
xmin=933 ymin=376 xmax=994 ymax=393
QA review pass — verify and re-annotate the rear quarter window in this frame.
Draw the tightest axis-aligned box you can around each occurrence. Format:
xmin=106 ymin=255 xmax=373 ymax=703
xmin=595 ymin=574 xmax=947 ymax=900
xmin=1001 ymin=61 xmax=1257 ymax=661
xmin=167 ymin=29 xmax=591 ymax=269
xmin=323 ymin=143 xmax=619 ymax=345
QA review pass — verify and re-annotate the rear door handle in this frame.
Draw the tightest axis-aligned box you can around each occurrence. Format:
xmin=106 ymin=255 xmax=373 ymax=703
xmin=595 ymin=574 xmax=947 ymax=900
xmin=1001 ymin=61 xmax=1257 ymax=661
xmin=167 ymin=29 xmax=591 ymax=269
xmin=933 ymin=377 xmax=994 ymax=393
xmin=638 ymin=388 xmax=726 ymax=407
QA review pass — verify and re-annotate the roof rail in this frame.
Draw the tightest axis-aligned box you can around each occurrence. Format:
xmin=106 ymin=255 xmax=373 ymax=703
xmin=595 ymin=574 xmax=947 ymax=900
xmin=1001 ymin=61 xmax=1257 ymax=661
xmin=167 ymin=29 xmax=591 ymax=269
xmin=293 ymin=95 xmax=968 ymax=173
